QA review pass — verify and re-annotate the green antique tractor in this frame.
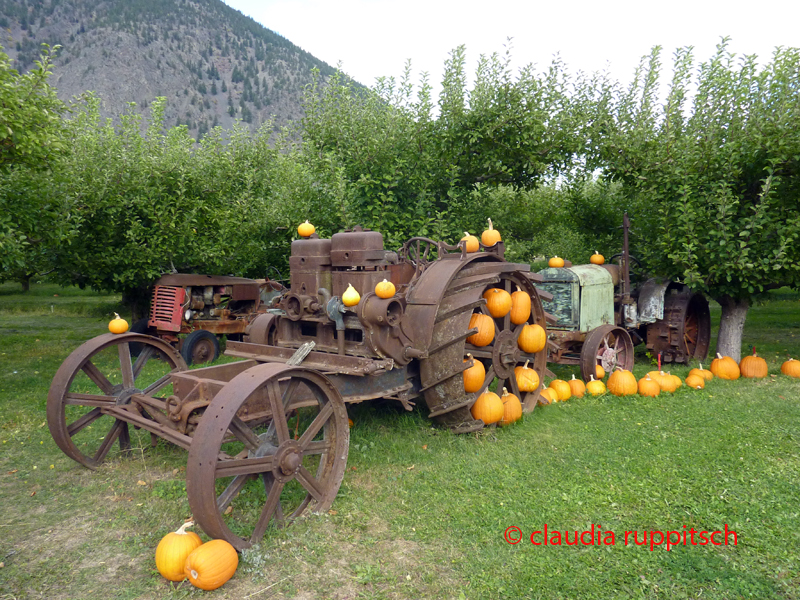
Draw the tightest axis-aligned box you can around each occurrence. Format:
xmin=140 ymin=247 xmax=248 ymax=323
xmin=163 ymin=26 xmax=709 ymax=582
xmin=538 ymin=214 xmax=711 ymax=380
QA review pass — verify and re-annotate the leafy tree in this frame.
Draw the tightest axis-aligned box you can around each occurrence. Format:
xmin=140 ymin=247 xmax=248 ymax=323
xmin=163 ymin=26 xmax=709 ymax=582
xmin=0 ymin=44 xmax=69 ymax=289
xmin=592 ymin=40 xmax=800 ymax=360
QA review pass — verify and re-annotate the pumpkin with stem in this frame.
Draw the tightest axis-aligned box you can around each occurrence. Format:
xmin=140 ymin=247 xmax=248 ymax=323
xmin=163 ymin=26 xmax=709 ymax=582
xmin=461 ymin=232 xmax=479 ymax=253
xmin=568 ymin=374 xmax=586 ymax=398
xmin=481 ymin=218 xmax=502 ymax=247
xmin=482 ymin=288 xmax=512 ymax=318
xmin=739 ymin=347 xmax=768 ymax=379
xmin=184 ymin=539 xmax=238 ymax=591
xmin=514 ymin=359 xmax=539 ymax=393
xmin=710 ymin=353 xmax=740 ymax=380
xmin=510 ymin=286 xmax=532 ymax=325
xmin=607 ymin=369 xmax=637 ymax=396
xmin=638 ymin=375 xmax=660 ymax=397
xmin=499 ymin=388 xmax=522 ymax=426
xmin=471 ymin=391 xmax=503 ymax=424
xmin=297 ymin=220 xmax=315 ymax=237
xmin=467 ymin=313 xmax=495 ymax=347
xmin=684 ymin=374 xmax=705 ymax=389
xmin=781 ymin=358 xmax=800 ymax=378
xmin=590 ymin=251 xmax=605 ymax=265
xmin=463 ymin=354 xmax=486 ymax=393
xmin=688 ymin=363 xmax=714 ymax=382
xmin=155 ymin=521 xmax=203 ymax=582
xmin=539 ymin=384 xmax=558 ymax=405
xmin=108 ymin=312 xmax=129 ymax=334
xmin=548 ymin=256 xmax=565 ymax=268
xmin=549 ymin=379 xmax=571 ymax=402
xmin=585 ymin=375 xmax=606 ymax=396
xmin=374 ymin=279 xmax=396 ymax=299
xmin=342 ymin=283 xmax=361 ymax=307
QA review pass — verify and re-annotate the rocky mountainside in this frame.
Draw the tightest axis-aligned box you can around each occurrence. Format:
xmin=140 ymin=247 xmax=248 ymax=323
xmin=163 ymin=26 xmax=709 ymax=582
xmin=0 ymin=0 xmax=339 ymax=136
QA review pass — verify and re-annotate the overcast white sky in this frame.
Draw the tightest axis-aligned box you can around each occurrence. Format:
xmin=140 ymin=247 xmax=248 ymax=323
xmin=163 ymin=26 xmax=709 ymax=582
xmin=222 ymin=0 xmax=798 ymax=95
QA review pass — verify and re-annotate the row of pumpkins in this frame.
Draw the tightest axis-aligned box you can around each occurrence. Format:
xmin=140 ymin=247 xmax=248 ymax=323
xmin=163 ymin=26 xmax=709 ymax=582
xmin=468 ymin=349 xmax=800 ymax=426
xmin=155 ymin=522 xmax=238 ymax=590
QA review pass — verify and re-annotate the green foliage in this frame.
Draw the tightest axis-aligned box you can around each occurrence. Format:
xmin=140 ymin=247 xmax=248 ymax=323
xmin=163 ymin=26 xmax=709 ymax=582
xmin=0 ymin=43 xmax=69 ymax=286
xmin=594 ymin=40 xmax=800 ymax=301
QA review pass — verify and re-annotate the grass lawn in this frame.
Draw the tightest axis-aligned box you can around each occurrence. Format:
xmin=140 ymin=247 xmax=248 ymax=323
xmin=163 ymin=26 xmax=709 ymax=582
xmin=0 ymin=282 xmax=798 ymax=599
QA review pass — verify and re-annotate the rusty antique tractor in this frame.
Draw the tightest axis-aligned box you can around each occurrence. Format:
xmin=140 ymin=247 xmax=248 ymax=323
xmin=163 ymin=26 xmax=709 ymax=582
xmin=131 ymin=274 xmax=283 ymax=365
xmin=47 ymin=226 xmax=550 ymax=550
xmin=538 ymin=214 xmax=711 ymax=381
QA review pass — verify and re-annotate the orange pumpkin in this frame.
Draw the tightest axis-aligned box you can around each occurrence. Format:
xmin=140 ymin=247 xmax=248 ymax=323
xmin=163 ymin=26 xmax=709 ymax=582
xmin=548 ymin=256 xmax=565 ymax=268
xmin=781 ymin=358 xmax=800 ymax=378
xmin=463 ymin=354 xmax=486 ymax=393
xmin=481 ymin=218 xmax=502 ymax=247
xmin=568 ymin=374 xmax=586 ymax=398
xmin=589 ymin=251 xmax=605 ymax=265
xmin=155 ymin=521 xmax=203 ymax=582
xmin=595 ymin=365 xmax=606 ymax=380
xmin=374 ymin=279 xmax=396 ymax=299
xmin=688 ymin=364 xmax=714 ymax=382
xmin=297 ymin=220 xmax=315 ymax=237
xmin=184 ymin=539 xmax=238 ymax=591
xmin=684 ymin=374 xmax=705 ymax=389
xmin=499 ymin=388 xmax=522 ymax=426
xmin=518 ymin=323 xmax=546 ymax=354
xmin=710 ymin=353 xmax=740 ymax=380
xmin=549 ymin=379 xmax=571 ymax=401
xmin=471 ymin=391 xmax=503 ymax=424
xmin=467 ymin=313 xmax=495 ymax=347
xmin=108 ymin=313 xmax=129 ymax=334
xmin=585 ymin=375 xmax=606 ymax=396
xmin=638 ymin=375 xmax=660 ymax=397
xmin=510 ymin=286 xmax=532 ymax=325
xmin=539 ymin=384 xmax=558 ymax=405
xmin=739 ymin=347 xmax=768 ymax=379
xmin=514 ymin=359 xmax=540 ymax=392
xmin=461 ymin=232 xmax=479 ymax=253
xmin=607 ymin=369 xmax=637 ymax=396
xmin=482 ymin=288 xmax=512 ymax=318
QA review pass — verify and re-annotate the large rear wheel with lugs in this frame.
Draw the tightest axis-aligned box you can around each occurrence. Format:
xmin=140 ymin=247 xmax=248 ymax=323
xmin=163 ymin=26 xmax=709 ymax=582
xmin=415 ymin=258 xmax=547 ymax=433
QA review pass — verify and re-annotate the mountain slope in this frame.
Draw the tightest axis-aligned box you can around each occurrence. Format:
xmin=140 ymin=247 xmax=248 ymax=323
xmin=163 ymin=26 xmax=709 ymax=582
xmin=0 ymin=0 xmax=339 ymax=135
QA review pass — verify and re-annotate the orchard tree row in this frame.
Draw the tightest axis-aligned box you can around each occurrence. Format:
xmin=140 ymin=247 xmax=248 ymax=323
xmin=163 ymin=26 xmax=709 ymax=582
xmin=1 ymin=40 xmax=798 ymax=358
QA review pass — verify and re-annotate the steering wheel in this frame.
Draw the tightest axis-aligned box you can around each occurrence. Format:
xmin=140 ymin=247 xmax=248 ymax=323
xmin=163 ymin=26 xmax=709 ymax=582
xmin=609 ymin=253 xmax=644 ymax=285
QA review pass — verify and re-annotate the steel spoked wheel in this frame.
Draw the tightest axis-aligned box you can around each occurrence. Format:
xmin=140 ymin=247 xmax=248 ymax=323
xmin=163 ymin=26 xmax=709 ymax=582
xmin=186 ymin=363 xmax=349 ymax=550
xmin=47 ymin=333 xmax=186 ymax=469
xmin=580 ymin=325 xmax=634 ymax=381
xmin=467 ymin=272 xmax=547 ymax=413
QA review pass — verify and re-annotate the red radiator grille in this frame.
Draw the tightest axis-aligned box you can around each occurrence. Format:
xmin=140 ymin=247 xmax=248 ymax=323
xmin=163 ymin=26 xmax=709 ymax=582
xmin=148 ymin=286 xmax=185 ymax=332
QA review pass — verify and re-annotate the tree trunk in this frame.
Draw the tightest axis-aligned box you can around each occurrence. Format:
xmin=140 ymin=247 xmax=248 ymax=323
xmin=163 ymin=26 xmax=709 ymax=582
xmin=715 ymin=295 xmax=750 ymax=363
xmin=20 ymin=276 xmax=31 ymax=292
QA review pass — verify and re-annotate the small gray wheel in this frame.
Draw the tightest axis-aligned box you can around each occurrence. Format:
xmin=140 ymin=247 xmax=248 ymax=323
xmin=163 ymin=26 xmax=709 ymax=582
xmin=181 ymin=330 xmax=220 ymax=365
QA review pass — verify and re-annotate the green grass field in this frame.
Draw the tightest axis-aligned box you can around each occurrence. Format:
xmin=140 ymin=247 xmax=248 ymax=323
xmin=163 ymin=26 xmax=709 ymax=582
xmin=0 ymin=283 xmax=798 ymax=599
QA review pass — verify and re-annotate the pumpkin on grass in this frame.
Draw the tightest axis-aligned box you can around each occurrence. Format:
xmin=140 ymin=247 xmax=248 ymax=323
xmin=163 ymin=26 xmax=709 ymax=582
xmin=539 ymin=384 xmax=558 ymax=405
xmin=740 ymin=347 xmax=768 ymax=379
xmin=499 ymin=388 xmax=522 ymax=426
xmin=155 ymin=521 xmax=203 ymax=582
xmin=482 ymin=288 xmax=512 ymax=318
xmin=688 ymin=363 xmax=714 ymax=382
xmin=607 ymin=369 xmax=637 ymax=396
xmin=568 ymin=374 xmax=586 ymax=398
xmin=684 ymin=374 xmax=705 ymax=389
xmin=184 ymin=539 xmax=238 ymax=591
xmin=710 ymin=353 xmax=740 ymax=380
xmin=585 ymin=375 xmax=606 ymax=396
xmin=467 ymin=313 xmax=495 ymax=347
xmin=781 ymin=358 xmax=800 ymax=378
xmin=514 ymin=359 xmax=539 ymax=392
xmin=595 ymin=365 xmax=606 ymax=380
xmin=638 ymin=375 xmax=660 ymax=397
xmin=510 ymin=286 xmax=532 ymax=324
xmin=549 ymin=379 xmax=571 ymax=402
xmin=463 ymin=354 xmax=486 ymax=393
xmin=471 ymin=391 xmax=503 ymax=424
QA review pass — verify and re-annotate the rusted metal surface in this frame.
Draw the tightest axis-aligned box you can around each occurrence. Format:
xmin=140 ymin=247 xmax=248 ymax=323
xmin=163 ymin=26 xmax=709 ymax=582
xmin=49 ymin=224 xmax=555 ymax=548
xmin=580 ymin=325 xmax=634 ymax=381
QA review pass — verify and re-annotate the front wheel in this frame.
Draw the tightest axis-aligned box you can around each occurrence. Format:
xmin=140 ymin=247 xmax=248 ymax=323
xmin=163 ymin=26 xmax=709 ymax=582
xmin=580 ymin=325 xmax=634 ymax=381
xmin=181 ymin=330 xmax=220 ymax=366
